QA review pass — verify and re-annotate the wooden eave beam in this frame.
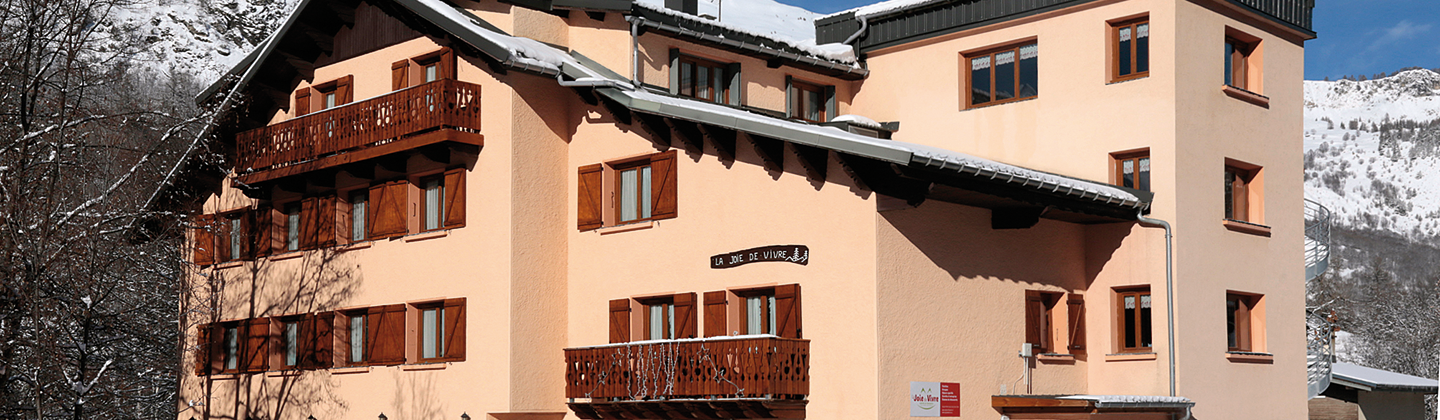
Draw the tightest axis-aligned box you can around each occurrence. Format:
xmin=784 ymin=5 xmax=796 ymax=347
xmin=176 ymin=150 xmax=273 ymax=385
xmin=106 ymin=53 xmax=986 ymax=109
xmin=697 ymin=124 xmax=736 ymax=161
xmin=322 ymin=0 xmax=358 ymax=27
xmin=663 ymin=117 xmax=704 ymax=154
xmin=632 ymin=112 xmax=672 ymax=149
xmin=790 ymin=143 xmax=828 ymax=182
xmin=748 ymin=134 xmax=785 ymax=172
xmin=836 ymin=152 xmax=931 ymax=206
xmin=601 ymin=97 xmax=632 ymax=125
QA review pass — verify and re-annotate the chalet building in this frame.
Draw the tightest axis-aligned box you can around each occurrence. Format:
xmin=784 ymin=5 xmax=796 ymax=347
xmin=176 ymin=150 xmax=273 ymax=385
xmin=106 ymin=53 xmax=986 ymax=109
xmin=180 ymin=0 xmax=1326 ymax=419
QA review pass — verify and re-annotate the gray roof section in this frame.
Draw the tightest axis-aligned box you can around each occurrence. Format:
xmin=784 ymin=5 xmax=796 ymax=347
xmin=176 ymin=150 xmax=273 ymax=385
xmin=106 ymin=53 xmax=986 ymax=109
xmin=1332 ymin=363 xmax=1439 ymax=393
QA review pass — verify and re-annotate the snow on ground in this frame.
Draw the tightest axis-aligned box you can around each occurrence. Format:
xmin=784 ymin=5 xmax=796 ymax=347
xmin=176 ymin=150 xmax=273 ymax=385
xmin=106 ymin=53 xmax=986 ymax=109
xmin=1303 ymin=69 xmax=1440 ymax=238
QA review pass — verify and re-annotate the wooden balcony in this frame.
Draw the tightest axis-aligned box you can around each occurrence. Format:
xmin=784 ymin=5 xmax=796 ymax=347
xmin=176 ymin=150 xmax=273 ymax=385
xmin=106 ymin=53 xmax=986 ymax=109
xmin=234 ymin=79 xmax=483 ymax=184
xmin=564 ymin=336 xmax=809 ymax=419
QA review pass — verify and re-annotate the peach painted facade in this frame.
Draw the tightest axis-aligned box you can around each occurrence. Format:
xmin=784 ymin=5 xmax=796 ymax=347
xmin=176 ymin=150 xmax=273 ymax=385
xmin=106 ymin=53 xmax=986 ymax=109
xmin=181 ymin=1 xmax=1313 ymax=420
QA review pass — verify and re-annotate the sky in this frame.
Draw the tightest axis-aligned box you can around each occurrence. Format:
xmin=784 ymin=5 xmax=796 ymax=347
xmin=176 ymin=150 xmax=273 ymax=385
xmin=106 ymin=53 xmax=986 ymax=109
xmin=770 ymin=0 xmax=1440 ymax=81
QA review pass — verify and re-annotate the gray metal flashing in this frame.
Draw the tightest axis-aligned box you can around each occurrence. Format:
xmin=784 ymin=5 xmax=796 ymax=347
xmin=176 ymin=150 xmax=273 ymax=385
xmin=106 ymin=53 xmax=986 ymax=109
xmin=630 ymin=6 xmax=868 ymax=80
xmin=1331 ymin=363 xmax=1440 ymax=394
xmin=551 ymin=0 xmax=631 ymax=11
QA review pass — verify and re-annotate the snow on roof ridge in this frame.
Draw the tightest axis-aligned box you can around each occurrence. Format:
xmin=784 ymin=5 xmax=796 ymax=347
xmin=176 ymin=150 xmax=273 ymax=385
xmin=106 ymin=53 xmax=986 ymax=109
xmin=1332 ymin=362 xmax=1440 ymax=389
xmin=822 ymin=0 xmax=948 ymax=20
xmin=632 ymin=1 xmax=858 ymax=65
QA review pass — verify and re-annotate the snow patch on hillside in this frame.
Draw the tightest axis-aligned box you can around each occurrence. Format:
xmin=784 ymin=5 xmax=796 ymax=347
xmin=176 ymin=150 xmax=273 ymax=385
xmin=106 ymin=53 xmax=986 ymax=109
xmin=1304 ymin=69 xmax=1440 ymax=238
xmin=105 ymin=0 xmax=294 ymax=80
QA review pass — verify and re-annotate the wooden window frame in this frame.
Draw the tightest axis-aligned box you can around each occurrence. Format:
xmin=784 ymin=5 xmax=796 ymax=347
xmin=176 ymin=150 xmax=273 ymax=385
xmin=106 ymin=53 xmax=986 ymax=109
xmin=1223 ymin=28 xmax=1263 ymax=94
xmin=215 ymin=211 xmax=250 ymax=263
xmin=418 ymin=174 xmax=446 ymax=233
xmin=1111 ymin=149 xmax=1151 ymax=192
xmin=414 ymin=301 xmax=447 ymax=362
xmin=1115 ymin=287 xmax=1153 ymax=353
xmin=962 ymin=40 xmax=1039 ymax=109
xmin=1110 ymin=17 xmax=1150 ymax=83
xmin=733 ymin=288 xmax=775 ymax=336
xmin=345 ymin=189 xmax=369 ymax=244
xmin=1223 ymin=159 xmax=1263 ymax=226
xmin=282 ymin=202 xmax=301 ymax=252
xmin=220 ymin=321 xmax=242 ymax=374
xmin=342 ymin=310 xmax=370 ymax=367
xmin=1226 ymin=292 xmax=1263 ymax=353
xmin=678 ymin=55 xmax=730 ymax=104
xmin=1025 ymin=291 xmax=1062 ymax=354
xmin=277 ymin=316 xmax=302 ymax=369
xmin=637 ymin=296 xmax=676 ymax=341
xmin=612 ymin=158 xmax=656 ymax=225
xmin=729 ymin=284 xmax=801 ymax=339
xmin=788 ymin=79 xmax=830 ymax=123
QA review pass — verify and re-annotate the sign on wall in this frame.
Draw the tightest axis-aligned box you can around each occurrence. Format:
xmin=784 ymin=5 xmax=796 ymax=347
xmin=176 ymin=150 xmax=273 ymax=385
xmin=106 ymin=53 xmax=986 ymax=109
xmin=910 ymin=382 xmax=960 ymax=417
xmin=710 ymin=245 xmax=809 ymax=269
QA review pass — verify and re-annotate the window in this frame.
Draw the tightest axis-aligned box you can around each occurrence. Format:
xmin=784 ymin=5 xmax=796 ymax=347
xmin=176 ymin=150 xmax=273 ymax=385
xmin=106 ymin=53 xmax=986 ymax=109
xmin=1025 ymin=291 xmax=1061 ymax=354
xmin=607 ymin=294 xmax=695 ymax=343
xmin=1116 ymin=288 xmax=1152 ymax=353
xmin=1112 ymin=18 xmax=1149 ymax=82
xmin=1223 ymin=159 xmax=1263 ymax=227
xmin=285 ymin=203 xmax=300 ymax=251
xmin=282 ymin=319 xmax=299 ymax=368
xmin=420 ymin=175 xmax=444 ymax=232
xmin=294 ymin=76 xmax=353 ymax=117
xmin=642 ymin=297 xmax=676 ymax=340
xmin=679 ymin=56 xmax=728 ymax=103
xmin=965 ymin=42 xmax=1039 ymax=108
xmin=1112 ymin=150 xmax=1150 ymax=191
xmin=224 ymin=325 xmax=239 ymax=371
xmin=391 ymin=48 xmax=455 ymax=91
xmin=227 ymin=218 xmax=242 ymax=260
xmin=1227 ymin=293 xmax=1263 ymax=353
xmin=733 ymin=284 xmax=801 ymax=338
xmin=743 ymin=293 xmax=776 ymax=335
xmin=421 ymin=305 xmax=444 ymax=359
xmin=787 ymin=78 xmax=833 ymax=123
xmin=424 ymin=63 xmax=439 ymax=83
xmin=577 ymin=151 xmax=678 ymax=230
xmin=1224 ymin=38 xmax=1251 ymax=90
xmin=347 ymin=312 xmax=366 ymax=365
xmin=349 ymin=190 xmax=367 ymax=242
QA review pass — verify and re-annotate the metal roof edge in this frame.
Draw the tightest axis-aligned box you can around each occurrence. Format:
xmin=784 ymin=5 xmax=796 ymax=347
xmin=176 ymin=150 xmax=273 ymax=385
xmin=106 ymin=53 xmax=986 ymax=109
xmin=631 ymin=6 xmax=868 ymax=80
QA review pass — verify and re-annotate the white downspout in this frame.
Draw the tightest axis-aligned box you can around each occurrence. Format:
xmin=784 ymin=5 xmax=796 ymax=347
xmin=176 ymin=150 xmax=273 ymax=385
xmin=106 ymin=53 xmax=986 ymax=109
xmin=1137 ymin=210 xmax=1177 ymax=397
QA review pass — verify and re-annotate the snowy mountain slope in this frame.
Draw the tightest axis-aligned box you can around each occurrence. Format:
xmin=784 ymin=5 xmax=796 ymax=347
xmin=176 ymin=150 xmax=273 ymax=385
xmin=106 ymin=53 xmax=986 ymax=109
xmin=104 ymin=0 xmax=296 ymax=80
xmin=1304 ymin=69 xmax=1440 ymax=239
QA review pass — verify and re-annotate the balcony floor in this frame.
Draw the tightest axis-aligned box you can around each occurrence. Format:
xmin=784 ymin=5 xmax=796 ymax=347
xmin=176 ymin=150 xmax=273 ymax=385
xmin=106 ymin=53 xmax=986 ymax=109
xmin=568 ymin=399 xmax=807 ymax=419
xmin=237 ymin=128 xmax=483 ymax=185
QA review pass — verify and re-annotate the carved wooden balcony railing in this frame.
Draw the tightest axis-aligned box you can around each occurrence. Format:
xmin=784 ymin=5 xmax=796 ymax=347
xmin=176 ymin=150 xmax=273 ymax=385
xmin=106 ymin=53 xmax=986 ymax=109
xmin=235 ymin=79 xmax=482 ymax=182
xmin=565 ymin=336 xmax=809 ymax=400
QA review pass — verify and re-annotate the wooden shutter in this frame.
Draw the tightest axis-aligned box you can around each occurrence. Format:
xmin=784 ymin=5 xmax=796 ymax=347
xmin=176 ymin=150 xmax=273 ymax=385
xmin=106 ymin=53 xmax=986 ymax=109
xmin=207 ymin=324 xmax=225 ymax=374
xmin=608 ymin=298 xmax=631 ymax=343
xmin=1025 ymin=294 xmax=1045 ymax=352
xmin=392 ymin=59 xmax=410 ymax=90
xmin=775 ymin=284 xmax=802 ymax=339
xmin=443 ymin=298 xmax=466 ymax=361
xmin=439 ymin=47 xmax=456 ymax=80
xmin=299 ymin=198 xmax=318 ymax=250
xmin=369 ymin=181 xmax=410 ymax=238
xmin=267 ymin=206 xmax=285 ymax=254
xmin=215 ymin=215 xmax=232 ymax=262
xmin=315 ymin=312 xmax=335 ymax=368
xmin=316 ymin=195 xmax=337 ymax=247
xmin=1232 ymin=173 xmax=1249 ymax=222
xmin=703 ymin=291 xmax=728 ymax=337
xmin=297 ymin=315 xmax=315 ymax=369
xmin=1067 ymin=296 xmax=1086 ymax=352
xmin=650 ymin=150 xmax=678 ymax=220
xmin=725 ymin=62 xmax=742 ymax=105
xmin=238 ymin=211 xmax=254 ymax=259
xmin=577 ymin=164 xmax=604 ymax=230
xmin=443 ymin=168 xmax=466 ymax=228
xmin=368 ymin=304 xmax=406 ymax=365
xmin=192 ymin=215 xmax=216 ymax=265
xmin=336 ymin=75 xmax=354 ymax=105
xmin=252 ymin=207 xmax=271 ymax=257
xmin=1235 ymin=297 xmax=1252 ymax=351
xmin=194 ymin=325 xmax=211 ymax=375
xmin=668 ymin=48 xmax=681 ymax=95
xmin=673 ymin=293 xmax=698 ymax=339
xmin=243 ymin=318 xmax=270 ymax=372
xmin=295 ymin=88 xmax=311 ymax=116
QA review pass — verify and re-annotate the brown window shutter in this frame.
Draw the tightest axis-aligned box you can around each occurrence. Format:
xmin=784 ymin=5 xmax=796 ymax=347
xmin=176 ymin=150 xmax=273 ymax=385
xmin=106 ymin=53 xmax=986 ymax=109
xmin=194 ymin=325 xmax=210 ymax=375
xmin=443 ymin=168 xmax=466 ymax=228
xmin=439 ymin=47 xmax=456 ymax=79
xmin=367 ymin=184 xmax=385 ymax=239
xmin=443 ymin=298 xmax=466 ymax=361
xmin=317 ymin=195 xmax=337 ymax=247
xmin=1232 ymin=176 xmax=1249 ymax=222
xmin=215 ymin=215 xmax=232 ymax=262
xmin=253 ymin=207 xmax=273 ymax=257
xmin=296 ymin=315 xmax=315 ymax=369
xmin=300 ymin=198 xmax=318 ymax=250
xmin=370 ymin=304 xmax=407 ymax=365
xmin=365 ymin=307 xmax=384 ymax=365
xmin=1025 ymin=294 xmax=1044 ymax=352
xmin=775 ymin=284 xmax=802 ymax=339
xmin=650 ymin=150 xmax=678 ymax=220
xmin=207 ymin=324 xmax=226 ymax=374
xmin=192 ymin=215 xmax=216 ymax=265
xmin=238 ymin=211 xmax=254 ymax=259
xmin=1236 ymin=298 xmax=1252 ymax=351
xmin=703 ymin=291 xmax=728 ymax=337
xmin=1067 ymin=296 xmax=1086 ymax=352
xmin=337 ymin=75 xmax=354 ymax=105
xmin=673 ymin=292 xmax=698 ymax=339
xmin=577 ymin=164 xmax=605 ymax=230
xmin=608 ymin=298 xmax=631 ymax=343
xmin=392 ymin=59 xmax=410 ymax=90
xmin=295 ymin=88 xmax=311 ymax=116
xmin=243 ymin=318 xmax=270 ymax=372
xmin=268 ymin=206 xmax=285 ymax=254
xmin=375 ymin=181 xmax=410 ymax=238
xmin=315 ymin=312 xmax=335 ymax=368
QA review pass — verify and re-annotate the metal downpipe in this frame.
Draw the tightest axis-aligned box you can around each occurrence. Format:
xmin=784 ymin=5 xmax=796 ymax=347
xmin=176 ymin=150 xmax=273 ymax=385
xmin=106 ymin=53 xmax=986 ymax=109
xmin=1137 ymin=210 xmax=1177 ymax=397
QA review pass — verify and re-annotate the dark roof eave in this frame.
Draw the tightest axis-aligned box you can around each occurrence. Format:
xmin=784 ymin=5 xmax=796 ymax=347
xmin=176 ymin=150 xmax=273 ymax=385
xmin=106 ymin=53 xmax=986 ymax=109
xmin=630 ymin=7 xmax=867 ymax=80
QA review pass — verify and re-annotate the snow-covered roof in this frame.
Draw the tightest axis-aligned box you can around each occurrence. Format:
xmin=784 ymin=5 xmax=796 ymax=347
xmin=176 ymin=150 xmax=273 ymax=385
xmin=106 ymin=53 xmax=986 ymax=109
xmin=1332 ymin=362 xmax=1439 ymax=393
xmin=631 ymin=0 xmax=858 ymax=66
xmin=1054 ymin=395 xmax=1193 ymax=407
xmin=824 ymin=0 xmax=947 ymax=19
